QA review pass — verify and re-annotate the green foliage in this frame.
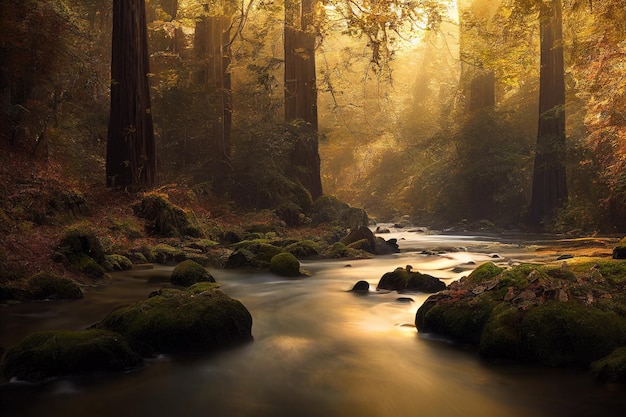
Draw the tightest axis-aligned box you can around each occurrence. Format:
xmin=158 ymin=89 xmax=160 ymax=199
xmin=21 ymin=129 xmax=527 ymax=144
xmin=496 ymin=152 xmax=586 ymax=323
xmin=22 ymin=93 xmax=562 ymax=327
xmin=171 ymin=260 xmax=215 ymax=287
xmin=269 ymin=253 xmax=301 ymax=277
xmin=1 ymin=329 xmax=142 ymax=382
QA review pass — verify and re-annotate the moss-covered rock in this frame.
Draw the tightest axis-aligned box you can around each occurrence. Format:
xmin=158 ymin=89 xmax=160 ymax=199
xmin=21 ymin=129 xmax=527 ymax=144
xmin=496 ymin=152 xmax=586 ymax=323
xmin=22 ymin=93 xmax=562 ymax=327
xmin=133 ymin=194 xmax=194 ymax=238
xmin=377 ymin=267 xmax=446 ymax=293
xmin=416 ymin=260 xmax=626 ymax=375
xmin=56 ymin=227 xmax=105 ymax=264
xmin=97 ymin=285 xmax=252 ymax=355
xmin=0 ymin=329 xmax=142 ymax=382
xmin=285 ymin=240 xmax=321 ymax=258
xmin=479 ymin=303 xmax=528 ymax=361
xmin=591 ymin=347 xmax=626 ymax=383
xmin=269 ymin=253 xmax=301 ymax=277
xmin=54 ymin=227 xmax=107 ymax=279
xmin=27 ymin=273 xmax=83 ymax=300
xmin=103 ymin=254 xmax=133 ymax=272
xmin=151 ymin=243 xmax=186 ymax=264
xmin=171 ymin=260 xmax=215 ymax=287
xmin=226 ymin=241 xmax=285 ymax=268
xmin=310 ymin=195 xmax=349 ymax=225
xmin=417 ymin=293 xmax=497 ymax=344
xmin=465 ymin=262 xmax=505 ymax=286
xmin=520 ymin=301 xmax=626 ymax=366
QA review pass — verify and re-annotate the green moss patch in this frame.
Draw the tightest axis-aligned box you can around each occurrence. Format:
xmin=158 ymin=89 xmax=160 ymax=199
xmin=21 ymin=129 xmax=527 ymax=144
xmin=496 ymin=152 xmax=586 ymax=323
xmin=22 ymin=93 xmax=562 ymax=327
xmin=591 ymin=347 xmax=626 ymax=383
xmin=97 ymin=286 xmax=252 ymax=355
xmin=103 ymin=254 xmax=133 ymax=272
xmin=171 ymin=260 xmax=215 ymax=287
xmin=269 ymin=253 xmax=301 ymax=277
xmin=417 ymin=260 xmax=626 ymax=375
xmin=27 ymin=272 xmax=83 ymax=300
xmin=0 ymin=329 xmax=142 ymax=382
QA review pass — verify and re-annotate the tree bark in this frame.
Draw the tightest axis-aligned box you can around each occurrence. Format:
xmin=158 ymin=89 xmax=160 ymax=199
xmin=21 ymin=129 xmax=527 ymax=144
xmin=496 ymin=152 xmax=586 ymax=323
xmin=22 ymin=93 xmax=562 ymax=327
xmin=194 ymin=14 xmax=232 ymax=182
xmin=106 ymin=0 xmax=156 ymax=189
xmin=529 ymin=0 xmax=567 ymax=225
xmin=284 ymin=0 xmax=322 ymax=199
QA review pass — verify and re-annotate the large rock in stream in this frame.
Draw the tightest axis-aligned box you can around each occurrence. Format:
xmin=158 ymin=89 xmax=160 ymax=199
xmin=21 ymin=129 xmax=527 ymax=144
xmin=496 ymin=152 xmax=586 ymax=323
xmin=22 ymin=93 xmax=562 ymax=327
xmin=377 ymin=266 xmax=446 ymax=293
xmin=415 ymin=261 xmax=626 ymax=372
xmin=1 ymin=329 xmax=142 ymax=382
xmin=96 ymin=283 xmax=253 ymax=355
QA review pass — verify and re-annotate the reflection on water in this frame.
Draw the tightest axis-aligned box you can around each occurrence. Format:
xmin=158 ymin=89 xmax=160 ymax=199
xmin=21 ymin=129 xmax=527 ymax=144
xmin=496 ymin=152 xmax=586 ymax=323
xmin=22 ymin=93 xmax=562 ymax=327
xmin=1 ymin=232 xmax=626 ymax=417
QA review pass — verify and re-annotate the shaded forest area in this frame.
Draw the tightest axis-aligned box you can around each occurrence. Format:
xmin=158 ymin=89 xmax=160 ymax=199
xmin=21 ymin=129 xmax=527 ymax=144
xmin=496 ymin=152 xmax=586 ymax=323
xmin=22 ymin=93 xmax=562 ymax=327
xmin=1 ymin=0 xmax=626 ymax=251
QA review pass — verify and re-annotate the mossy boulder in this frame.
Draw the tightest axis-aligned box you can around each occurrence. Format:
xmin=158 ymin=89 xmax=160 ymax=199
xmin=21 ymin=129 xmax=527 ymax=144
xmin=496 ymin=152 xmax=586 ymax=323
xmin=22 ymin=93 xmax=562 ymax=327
xmin=150 ymin=243 xmax=186 ymax=264
xmin=56 ymin=227 xmax=105 ymax=264
xmin=465 ymin=262 xmax=505 ymax=286
xmin=97 ymin=285 xmax=252 ymax=355
xmin=519 ymin=301 xmax=626 ymax=366
xmin=416 ymin=293 xmax=497 ymax=344
xmin=27 ymin=273 xmax=83 ymax=300
xmin=225 ymin=241 xmax=284 ymax=268
xmin=310 ymin=195 xmax=368 ymax=229
xmin=591 ymin=347 xmax=626 ymax=383
xmin=342 ymin=226 xmax=376 ymax=252
xmin=55 ymin=227 xmax=107 ymax=279
xmin=285 ymin=240 xmax=321 ymax=258
xmin=416 ymin=261 xmax=626 ymax=373
xmin=171 ymin=260 xmax=215 ymax=287
xmin=103 ymin=254 xmax=133 ymax=272
xmin=0 ymin=329 xmax=142 ymax=382
xmin=321 ymin=242 xmax=367 ymax=259
xmin=269 ymin=253 xmax=301 ymax=277
xmin=377 ymin=267 xmax=446 ymax=293
xmin=133 ymin=194 xmax=195 ymax=238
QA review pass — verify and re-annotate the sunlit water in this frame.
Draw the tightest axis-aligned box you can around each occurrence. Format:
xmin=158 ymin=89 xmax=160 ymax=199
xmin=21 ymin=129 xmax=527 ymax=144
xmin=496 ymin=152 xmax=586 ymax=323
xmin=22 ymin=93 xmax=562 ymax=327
xmin=1 ymin=230 xmax=626 ymax=417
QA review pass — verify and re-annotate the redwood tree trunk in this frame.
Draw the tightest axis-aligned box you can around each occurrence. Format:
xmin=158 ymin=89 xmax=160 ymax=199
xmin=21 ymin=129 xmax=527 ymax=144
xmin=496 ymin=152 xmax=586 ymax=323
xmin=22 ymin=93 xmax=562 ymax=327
xmin=284 ymin=0 xmax=322 ymax=199
xmin=529 ymin=0 xmax=567 ymax=225
xmin=106 ymin=0 xmax=156 ymax=189
xmin=194 ymin=15 xmax=232 ymax=189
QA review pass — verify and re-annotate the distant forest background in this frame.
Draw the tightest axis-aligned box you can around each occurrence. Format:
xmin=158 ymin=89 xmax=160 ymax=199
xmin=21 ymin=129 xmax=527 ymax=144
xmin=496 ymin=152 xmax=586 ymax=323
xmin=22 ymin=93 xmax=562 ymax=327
xmin=1 ymin=0 xmax=625 ymax=233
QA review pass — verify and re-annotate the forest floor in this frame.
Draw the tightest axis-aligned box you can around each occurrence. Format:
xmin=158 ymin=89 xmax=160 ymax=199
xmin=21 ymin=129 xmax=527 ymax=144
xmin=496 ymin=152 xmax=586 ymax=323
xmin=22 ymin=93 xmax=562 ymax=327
xmin=0 ymin=144 xmax=622 ymax=288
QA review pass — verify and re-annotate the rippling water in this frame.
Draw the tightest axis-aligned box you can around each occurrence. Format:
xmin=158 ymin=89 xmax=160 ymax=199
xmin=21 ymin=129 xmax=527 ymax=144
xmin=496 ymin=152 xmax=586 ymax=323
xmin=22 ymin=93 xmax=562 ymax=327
xmin=1 ymin=231 xmax=625 ymax=417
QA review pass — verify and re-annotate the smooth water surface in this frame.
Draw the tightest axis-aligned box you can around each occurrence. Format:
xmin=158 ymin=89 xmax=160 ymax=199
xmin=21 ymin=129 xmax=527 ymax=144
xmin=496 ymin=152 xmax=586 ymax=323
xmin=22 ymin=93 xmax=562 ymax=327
xmin=1 ymin=230 xmax=625 ymax=417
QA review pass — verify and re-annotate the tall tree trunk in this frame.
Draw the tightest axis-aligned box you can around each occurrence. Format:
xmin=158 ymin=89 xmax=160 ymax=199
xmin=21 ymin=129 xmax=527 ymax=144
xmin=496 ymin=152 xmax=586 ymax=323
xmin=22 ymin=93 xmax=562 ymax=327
xmin=529 ymin=0 xmax=567 ymax=225
xmin=194 ymin=14 xmax=232 ymax=189
xmin=284 ymin=0 xmax=322 ymax=200
xmin=106 ymin=0 xmax=156 ymax=189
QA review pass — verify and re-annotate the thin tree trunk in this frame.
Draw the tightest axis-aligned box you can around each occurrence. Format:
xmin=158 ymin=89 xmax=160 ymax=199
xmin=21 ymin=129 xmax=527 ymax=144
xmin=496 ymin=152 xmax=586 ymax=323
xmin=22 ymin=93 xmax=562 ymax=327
xmin=529 ymin=0 xmax=567 ymax=225
xmin=106 ymin=0 xmax=156 ymax=189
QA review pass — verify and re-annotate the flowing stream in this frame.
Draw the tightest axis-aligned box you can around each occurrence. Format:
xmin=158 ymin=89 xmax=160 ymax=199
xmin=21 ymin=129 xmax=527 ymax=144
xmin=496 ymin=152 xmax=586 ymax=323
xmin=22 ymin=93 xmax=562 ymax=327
xmin=1 ymin=230 xmax=626 ymax=417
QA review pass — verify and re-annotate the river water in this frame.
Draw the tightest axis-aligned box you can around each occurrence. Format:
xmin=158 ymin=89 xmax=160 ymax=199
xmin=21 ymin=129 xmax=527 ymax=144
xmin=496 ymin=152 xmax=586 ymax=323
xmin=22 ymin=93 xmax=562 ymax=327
xmin=1 ymin=229 xmax=626 ymax=417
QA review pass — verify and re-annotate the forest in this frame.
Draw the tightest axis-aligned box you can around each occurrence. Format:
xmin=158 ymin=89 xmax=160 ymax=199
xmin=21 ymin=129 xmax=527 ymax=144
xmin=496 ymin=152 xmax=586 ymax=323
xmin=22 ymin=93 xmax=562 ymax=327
xmin=1 ymin=0 xmax=624 ymax=232
xmin=3 ymin=0 xmax=626 ymax=415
